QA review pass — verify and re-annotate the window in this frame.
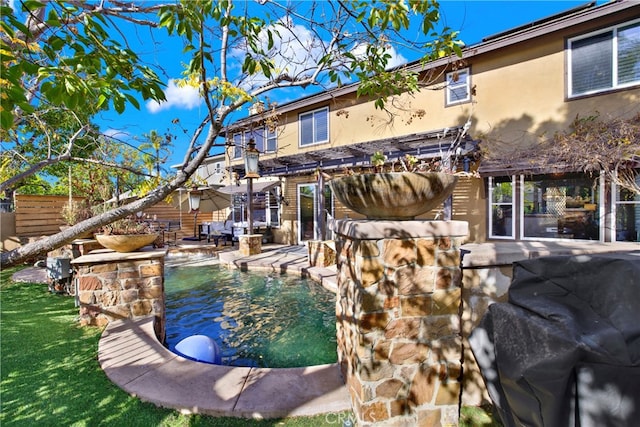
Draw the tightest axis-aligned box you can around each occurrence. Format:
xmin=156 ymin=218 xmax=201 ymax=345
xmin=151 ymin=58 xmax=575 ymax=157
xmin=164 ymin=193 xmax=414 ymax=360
xmin=245 ymin=129 xmax=264 ymax=153
xmin=299 ymin=107 xmax=328 ymax=146
xmin=232 ymin=133 xmax=242 ymax=159
xmin=569 ymin=20 xmax=640 ymax=97
xmin=266 ymin=188 xmax=281 ymax=227
xmin=232 ymin=129 xmax=268 ymax=159
xmin=522 ymin=174 xmax=600 ymax=240
xmin=297 ymin=183 xmax=333 ymax=242
xmin=266 ymin=127 xmax=277 ymax=153
xmin=231 ymin=187 xmax=281 ymax=228
xmin=613 ymin=169 xmax=639 ymax=242
xmin=446 ymin=68 xmax=471 ymax=105
xmin=489 ymin=176 xmax=515 ymax=238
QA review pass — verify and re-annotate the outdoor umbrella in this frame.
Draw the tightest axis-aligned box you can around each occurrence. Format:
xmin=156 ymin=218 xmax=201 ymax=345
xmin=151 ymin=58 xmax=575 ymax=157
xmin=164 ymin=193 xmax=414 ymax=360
xmin=172 ymin=187 xmax=232 ymax=240
xmin=171 ymin=187 xmax=231 ymax=213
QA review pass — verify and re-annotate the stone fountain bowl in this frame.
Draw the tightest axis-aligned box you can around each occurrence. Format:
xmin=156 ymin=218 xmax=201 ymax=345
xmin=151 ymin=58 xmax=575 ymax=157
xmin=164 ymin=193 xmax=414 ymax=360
xmin=330 ymin=172 xmax=458 ymax=220
xmin=95 ymin=233 xmax=159 ymax=253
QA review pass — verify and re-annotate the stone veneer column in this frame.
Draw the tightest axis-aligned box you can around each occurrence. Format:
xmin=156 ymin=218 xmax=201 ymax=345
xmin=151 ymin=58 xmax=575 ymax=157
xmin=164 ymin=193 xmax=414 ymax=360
xmin=71 ymin=250 xmax=166 ymax=341
xmin=333 ymin=220 xmax=469 ymax=427
xmin=239 ymin=234 xmax=262 ymax=256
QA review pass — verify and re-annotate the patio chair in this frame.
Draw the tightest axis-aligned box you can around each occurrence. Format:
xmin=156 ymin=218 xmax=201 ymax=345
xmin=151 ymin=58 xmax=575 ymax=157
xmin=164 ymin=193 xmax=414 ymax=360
xmin=200 ymin=221 xmax=232 ymax=246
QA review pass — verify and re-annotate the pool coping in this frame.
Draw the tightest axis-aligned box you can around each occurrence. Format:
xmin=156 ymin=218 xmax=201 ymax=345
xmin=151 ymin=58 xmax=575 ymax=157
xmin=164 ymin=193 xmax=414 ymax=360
xmin=98 ymin=246 xmax=351 ymax=419
xmin=99 ymin=317 xmax=350 ymax=419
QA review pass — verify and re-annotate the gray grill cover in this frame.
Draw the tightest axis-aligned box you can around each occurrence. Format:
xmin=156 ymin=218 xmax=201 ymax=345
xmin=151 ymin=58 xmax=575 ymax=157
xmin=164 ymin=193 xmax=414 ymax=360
xmin=470 ymin=253 xmax=640 ymax=427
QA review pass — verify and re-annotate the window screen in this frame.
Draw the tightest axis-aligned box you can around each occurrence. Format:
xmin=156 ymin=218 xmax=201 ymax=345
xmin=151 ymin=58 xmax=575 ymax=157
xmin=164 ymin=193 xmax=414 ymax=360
xmin=300 ymin=108 xmax=328 ymax=146
xmin=569 ymin=20 xmax=640 ymax=96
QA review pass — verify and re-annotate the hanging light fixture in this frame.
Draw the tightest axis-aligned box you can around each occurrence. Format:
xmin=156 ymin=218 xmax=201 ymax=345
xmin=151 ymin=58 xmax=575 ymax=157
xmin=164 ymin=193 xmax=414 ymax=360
xmin=188 ymin=186 xmax=202 ymax=238
xmin=244 ymin=138 xmax=260 ymax=236
xmin=244 ymin=138 xmax=260 ymax=179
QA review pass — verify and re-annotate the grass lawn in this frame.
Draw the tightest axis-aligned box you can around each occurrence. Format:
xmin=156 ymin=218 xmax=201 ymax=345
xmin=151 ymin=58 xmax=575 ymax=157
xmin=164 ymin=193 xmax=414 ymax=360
xmin=0 ymin=265 xmax=500 ymax=426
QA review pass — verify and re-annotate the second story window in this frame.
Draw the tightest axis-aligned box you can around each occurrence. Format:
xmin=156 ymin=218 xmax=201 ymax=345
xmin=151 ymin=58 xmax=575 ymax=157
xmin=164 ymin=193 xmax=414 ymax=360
xmin=446 ymin=68 xmax=471 ymax=105
xmin=266 ymin=127 xmax=277 ymax=153
xmin=232 ymin=133 xmax=242 ymax=159
xmin=300 ymin=107 xmax=328 ymax=147
xmin=568 ymin=20 xmax=640 ymax=97
xmin=247 ymin=129 xmax=265 ymax=153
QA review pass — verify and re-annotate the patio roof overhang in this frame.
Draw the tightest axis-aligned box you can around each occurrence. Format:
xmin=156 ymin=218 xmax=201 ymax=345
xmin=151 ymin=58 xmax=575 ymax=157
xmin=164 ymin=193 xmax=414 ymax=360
xmin=231 ymin=127 xmax=479 ymax=177
xmin=477 ymin=159 xmax=577 ymax=177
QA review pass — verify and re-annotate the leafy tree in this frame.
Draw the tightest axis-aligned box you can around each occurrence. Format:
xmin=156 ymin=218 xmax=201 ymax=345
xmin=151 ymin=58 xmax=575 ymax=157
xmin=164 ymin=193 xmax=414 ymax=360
xmin=140 ymin=130 xmax=173 ymax=178
xmin=483 ymin=114 xmax=640 ymax=194
xmin=1 ymin=0 xmax=462 ymax=267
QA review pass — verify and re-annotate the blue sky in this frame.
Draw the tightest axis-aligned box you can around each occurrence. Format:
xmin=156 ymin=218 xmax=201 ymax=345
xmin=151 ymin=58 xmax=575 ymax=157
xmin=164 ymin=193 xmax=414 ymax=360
xmin=94 ymin=1 xmax=602 ymax=170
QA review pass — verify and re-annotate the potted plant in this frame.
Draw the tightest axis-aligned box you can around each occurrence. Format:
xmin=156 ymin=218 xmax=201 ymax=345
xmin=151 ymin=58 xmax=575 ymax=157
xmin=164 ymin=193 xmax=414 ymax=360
xmin=329 ymin=152 xmax=460 ymax=220
xmin=95 ymin=215 xmax=159 ymax=253
xmin=60 ymin=200 xmax=94 ymax=238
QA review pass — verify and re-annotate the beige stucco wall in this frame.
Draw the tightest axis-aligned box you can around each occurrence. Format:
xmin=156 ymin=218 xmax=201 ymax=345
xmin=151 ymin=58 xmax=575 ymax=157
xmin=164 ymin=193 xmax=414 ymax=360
xmin=263 ymin=40 xmax=639 ymax=157
xmin=230 ymin=7 xmax=639 ymax=245
xmin=252 ymin=7 xmax=639 ymax=159
xmin=0 ymin=212 xmax=20 ymax=252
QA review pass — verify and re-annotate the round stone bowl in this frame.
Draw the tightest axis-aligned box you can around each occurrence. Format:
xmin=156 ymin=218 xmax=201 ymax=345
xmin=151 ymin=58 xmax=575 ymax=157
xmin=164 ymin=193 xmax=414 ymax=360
xmin=329 ymin=172 xmax=458 ymax=220
xmin=95 ymin=233 xmax=159 ymax=253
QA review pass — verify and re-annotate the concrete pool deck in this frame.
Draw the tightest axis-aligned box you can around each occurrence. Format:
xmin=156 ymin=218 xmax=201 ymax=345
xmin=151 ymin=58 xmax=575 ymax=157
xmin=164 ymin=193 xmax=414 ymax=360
xmin=98 ymin=243 xmax=351 ymax=419
xmin=99 ymin=318 xmax=350 ymax=419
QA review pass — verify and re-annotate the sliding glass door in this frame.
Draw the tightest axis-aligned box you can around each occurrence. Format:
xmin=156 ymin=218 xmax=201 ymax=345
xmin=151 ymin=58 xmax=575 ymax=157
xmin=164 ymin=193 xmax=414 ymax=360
xmin=297 ymin=183 xmax=333 ymax=243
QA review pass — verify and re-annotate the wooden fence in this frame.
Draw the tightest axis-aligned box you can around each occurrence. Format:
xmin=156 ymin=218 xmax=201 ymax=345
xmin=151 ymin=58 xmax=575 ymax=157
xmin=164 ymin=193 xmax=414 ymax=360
xmin=15 ymin=194 xmax=79 ymax=237
xmin=13 ymin=194 xmax=228 ymax=239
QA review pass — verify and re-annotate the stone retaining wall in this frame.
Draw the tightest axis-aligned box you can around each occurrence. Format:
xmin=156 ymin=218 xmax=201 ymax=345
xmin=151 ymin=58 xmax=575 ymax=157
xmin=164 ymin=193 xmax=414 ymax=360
xmin=72 ymin=250 xmax=166 ymax=341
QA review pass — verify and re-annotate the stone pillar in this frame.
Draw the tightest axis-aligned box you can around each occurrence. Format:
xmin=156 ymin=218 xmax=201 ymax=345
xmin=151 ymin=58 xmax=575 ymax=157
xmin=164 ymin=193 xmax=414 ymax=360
xmin=333 ymin=220 xmax=468 ymax=427
xmin=308 ymin=240 xmax=337 ymax=267
xmin=71 ymin=250 xmax=166 ymax=341
xmin=239 ymin=234 xmax=262 ymax=256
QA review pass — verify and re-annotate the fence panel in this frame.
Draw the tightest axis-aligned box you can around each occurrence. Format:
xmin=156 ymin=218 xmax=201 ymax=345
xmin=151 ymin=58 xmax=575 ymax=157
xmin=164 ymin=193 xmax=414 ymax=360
xmin=15 ymin=195 xmax=82 ymax=237
xmin=12 ymin=194 xmax=224 ymax=240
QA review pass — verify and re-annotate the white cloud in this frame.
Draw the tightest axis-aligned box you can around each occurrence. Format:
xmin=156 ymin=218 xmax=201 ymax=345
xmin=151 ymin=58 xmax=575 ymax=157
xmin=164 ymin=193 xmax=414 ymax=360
xmin=350 ymin=43 xmax=407 ymax=70
xmin=232 ymin=17 xmax=328 ymax=91
xmin=384 ymin=45 xmax=408 ymax=69
xmin=231 ymin=17 xmax=408 ymax=92
xmin=146 ymin=79 xmax=202 ymax=114
xmin=102 ymin=128 xmax=130 ymax=140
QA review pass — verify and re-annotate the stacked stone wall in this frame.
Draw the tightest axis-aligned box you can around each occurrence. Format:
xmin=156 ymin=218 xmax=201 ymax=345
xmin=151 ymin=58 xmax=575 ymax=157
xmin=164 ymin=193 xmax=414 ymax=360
xmin=334 ymin=220 xmax=467 ymax=427
xmin=308 ymin=240 xmax=337 ymax=267
xmin=72 ymin=253 xmax=165 ymax=340
xmin=239 ymin=234 xmax=262 ymax=256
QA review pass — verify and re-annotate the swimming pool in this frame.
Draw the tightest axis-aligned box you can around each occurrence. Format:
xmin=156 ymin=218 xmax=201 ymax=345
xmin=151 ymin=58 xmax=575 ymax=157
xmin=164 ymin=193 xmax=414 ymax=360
xmin=163 ymin=265 xmax=338 ymax=368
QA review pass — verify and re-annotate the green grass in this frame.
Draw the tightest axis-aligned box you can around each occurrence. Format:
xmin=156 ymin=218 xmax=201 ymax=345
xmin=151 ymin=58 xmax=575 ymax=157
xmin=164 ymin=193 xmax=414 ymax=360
xmin=1 ymin=265 xmax=500 ymax=426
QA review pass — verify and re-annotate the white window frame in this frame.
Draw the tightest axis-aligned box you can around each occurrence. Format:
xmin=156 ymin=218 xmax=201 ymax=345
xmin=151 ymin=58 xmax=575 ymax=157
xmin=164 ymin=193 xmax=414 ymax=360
xmin=488 ymin=176 xmax=516 ymax=239
xmin=299 ymin=107 xmax=329 ymax=147
xmin=245 ymin=129 xmax=264 ymax=153
xmin=568 ymin=19 xmax=640 ymax=98
xmin=265 ymin=126 xmax=277 ymax=153
xmin=266 ymin=187 xmax=281 ymax=228
xmin=230 ymin=186 xmax=281 ymax=228
xmin=611 ymin=169 xmax=640 ymax=242
xmin=445 ymin=67 xmax=471 ymax=106
xmin=232 ymin=133 xmax=242 ymax=159
xmin=520 ymin=173 xmax=603 ymax=242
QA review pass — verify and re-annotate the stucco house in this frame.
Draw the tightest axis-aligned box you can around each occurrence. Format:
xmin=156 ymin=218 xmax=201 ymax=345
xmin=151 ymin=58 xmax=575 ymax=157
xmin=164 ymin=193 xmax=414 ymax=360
xmin=213 ymin=0 xmax=639 ymax=246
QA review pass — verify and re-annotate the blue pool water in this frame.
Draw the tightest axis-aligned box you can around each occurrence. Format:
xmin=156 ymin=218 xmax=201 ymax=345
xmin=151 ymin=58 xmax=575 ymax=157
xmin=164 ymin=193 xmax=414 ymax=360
xmin=163 ymin=265 xmax=337 ymax=368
